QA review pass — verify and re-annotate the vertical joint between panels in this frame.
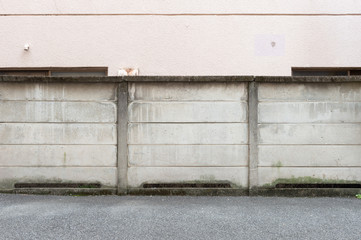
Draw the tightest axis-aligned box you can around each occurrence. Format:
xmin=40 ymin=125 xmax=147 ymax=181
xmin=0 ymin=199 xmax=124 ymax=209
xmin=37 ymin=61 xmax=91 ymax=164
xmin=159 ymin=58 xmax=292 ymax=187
xmin=117 ymin=81 xmax=128 ymax=194
xmin=248 ymin=81 xmax=259 ymax=189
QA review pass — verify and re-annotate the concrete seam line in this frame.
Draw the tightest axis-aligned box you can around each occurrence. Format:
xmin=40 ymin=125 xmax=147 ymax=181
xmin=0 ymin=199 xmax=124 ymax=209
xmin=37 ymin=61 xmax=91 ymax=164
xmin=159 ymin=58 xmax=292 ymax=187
xmin=117 ymin=82 xmax=128 ymax=194
xmin=248 ymin=81 xmax=259 ymax=189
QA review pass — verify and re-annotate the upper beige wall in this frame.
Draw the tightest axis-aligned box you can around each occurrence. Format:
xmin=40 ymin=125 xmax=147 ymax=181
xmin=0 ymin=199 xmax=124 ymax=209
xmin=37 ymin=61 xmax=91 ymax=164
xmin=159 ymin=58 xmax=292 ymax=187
xmin=0 ymin=0 xmax=360 ymax=76
xmin=1 ymin=0 xmax=361 ymax=14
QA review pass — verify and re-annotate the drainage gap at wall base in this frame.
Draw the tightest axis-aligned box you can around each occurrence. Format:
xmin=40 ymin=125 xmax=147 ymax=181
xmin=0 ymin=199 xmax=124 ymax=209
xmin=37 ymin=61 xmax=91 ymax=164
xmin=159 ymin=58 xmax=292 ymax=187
xmin=14 ymin=183 xmax=101 ymax=189
xmin=142 ymin=183 xmax=232 ymax=189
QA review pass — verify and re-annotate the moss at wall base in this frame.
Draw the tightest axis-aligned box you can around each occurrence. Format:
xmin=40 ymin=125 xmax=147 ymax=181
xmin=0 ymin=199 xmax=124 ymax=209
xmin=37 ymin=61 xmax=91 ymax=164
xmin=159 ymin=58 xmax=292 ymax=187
xmin=250 ymin=188 xmax=361 ymax=197
xmin=261 ymin=177 xmax=361 ymax=189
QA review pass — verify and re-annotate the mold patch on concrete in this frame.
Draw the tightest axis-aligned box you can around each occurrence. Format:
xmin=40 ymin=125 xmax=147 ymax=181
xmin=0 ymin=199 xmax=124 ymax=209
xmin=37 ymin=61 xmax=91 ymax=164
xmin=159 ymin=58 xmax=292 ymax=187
xmin=261 ymin=176 xmax=361 ymax=189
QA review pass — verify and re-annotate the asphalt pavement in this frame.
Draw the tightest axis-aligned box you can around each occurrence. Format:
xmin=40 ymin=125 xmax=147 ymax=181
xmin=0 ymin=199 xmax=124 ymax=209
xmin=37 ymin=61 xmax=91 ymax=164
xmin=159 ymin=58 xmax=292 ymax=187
xmin=0 ymin=194 xmax=360 ymax=240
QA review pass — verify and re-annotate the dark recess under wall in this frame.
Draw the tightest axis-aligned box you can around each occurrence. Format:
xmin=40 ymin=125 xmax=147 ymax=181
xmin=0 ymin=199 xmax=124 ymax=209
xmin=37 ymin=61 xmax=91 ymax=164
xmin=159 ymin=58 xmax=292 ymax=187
xmin=14 ymin=183 xmax=101 ymax=189
xmin=143 ymin=183 xmax=232 ymax=189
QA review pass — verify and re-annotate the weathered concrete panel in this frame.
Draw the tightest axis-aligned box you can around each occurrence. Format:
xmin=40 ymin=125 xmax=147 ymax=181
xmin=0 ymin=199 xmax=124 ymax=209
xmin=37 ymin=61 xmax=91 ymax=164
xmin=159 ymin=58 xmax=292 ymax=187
xmin=129 ymin=102 xmax=247 ymax=123
xmin=259 ymin=145 xmax=361 ymax=167
xmin=258 ymin=83 xmax=361 ymax=102
xmin=0 ymin=82 xmax=118 ymax=191
xmin=129 ymin=123 xmax=248 ymax=144
xmin=127 ymin=167 xmax=248 ymax=188
xmin=0 ymin=167 xmax=117 ymax=189
xmin=0 ymin=145 xmax=117 ymax=167
xmin=129 ymin=145 xmax=248 ymax=166
xmin=258 ymin=167 xmax=361 ymax=186
xmin=127 ymin=81 xmax=249 ymax=190
xmin=259 ymin=124 xmax=361 ymax=144
xmin=0 ymin=101 xmax=116 ymax=123
xmin=0 ymin=83 xmax=117 ymax=101
xmin=259 ymin=102 xmax=361 ymax=123
xmin=129 ymin=82 xmax=247 ymax=101
xmin=257 ymin=82 xmax=361 ymax=188
xmin=0 ymin=123 xmax=116 ymax=144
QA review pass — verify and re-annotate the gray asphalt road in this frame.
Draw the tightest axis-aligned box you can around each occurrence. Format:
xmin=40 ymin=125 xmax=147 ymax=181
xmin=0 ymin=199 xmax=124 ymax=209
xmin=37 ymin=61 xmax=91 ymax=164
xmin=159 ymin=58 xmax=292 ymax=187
xmin=0 ymin=194 xmax=360 ymax=240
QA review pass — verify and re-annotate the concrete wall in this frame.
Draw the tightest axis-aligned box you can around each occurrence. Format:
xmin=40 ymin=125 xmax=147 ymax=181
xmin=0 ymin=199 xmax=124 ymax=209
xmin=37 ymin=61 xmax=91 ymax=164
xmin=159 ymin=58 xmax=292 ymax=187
xmin=127 ymin=82 xmax=249 ymax=188
xmin=0 ymin=76 xmax=360 ymax=194
xmin=1 ymin=1 xmax=361 ymax=76
xmin=257 ymin=82 xmax=361 ymax=186
xmin=0 ymin=82 xmax=118 ymax=189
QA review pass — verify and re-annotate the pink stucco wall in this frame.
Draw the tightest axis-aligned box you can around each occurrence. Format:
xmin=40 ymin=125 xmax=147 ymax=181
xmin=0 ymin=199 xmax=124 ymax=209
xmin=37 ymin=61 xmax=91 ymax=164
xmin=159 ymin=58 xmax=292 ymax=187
xmin=1 ymin=0 xmax=360 ymax=76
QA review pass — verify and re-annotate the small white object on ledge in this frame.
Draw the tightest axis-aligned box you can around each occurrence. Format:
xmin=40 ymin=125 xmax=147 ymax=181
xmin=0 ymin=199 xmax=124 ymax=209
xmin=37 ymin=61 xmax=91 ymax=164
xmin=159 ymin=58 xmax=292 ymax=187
xmin=117 ymin=68 xmax=139 ymax=76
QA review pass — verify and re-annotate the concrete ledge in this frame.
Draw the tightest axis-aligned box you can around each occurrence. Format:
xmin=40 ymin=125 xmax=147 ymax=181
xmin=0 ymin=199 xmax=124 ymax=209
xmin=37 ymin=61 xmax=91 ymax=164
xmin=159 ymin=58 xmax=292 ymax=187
xmin=128 ymin=188 xmax=249 ymax=196
xmin=255 ymin=76 xmax=361 ymax=83
xmin=0 ymin=76 xmax=125 ymax=83
xmin=249 ymin=188 xmax=361 ymax=197
xmin=124 ymin=76 xmax=254 ymax=82
xmin=0 ymin=76 xmax=253 ymax=83
xmin=1 ymin=76 xmax=360 ymax=83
